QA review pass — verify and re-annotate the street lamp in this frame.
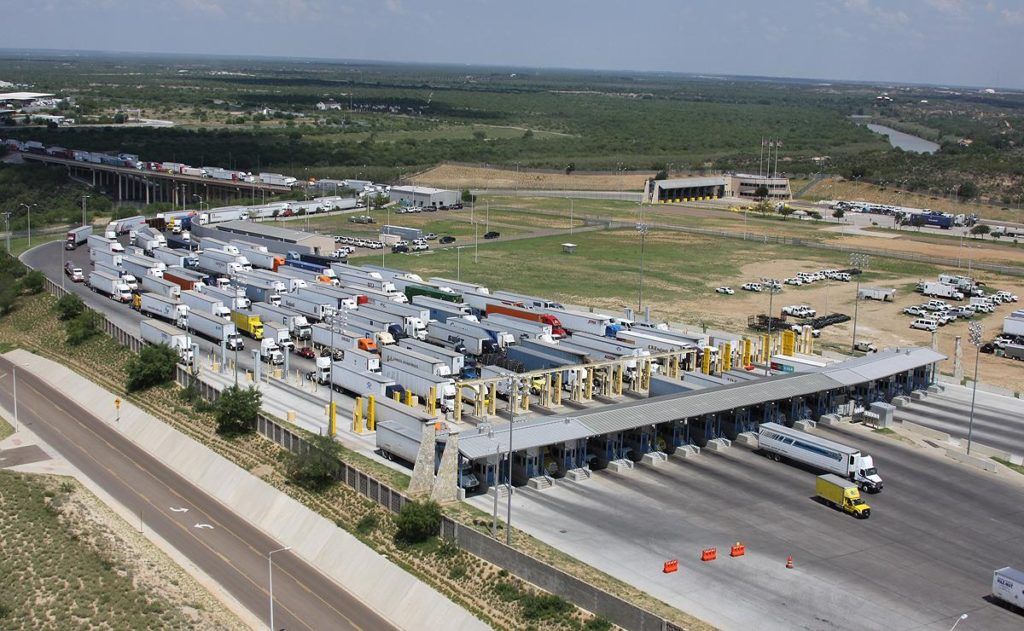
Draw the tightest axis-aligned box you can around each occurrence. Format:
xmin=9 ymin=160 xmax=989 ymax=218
xmin=636 ymin=220 xmax=649 ymax=312
xmin=456 ymin=246 xmax=463 ymax=281
xmin=20 ymin=203 xmax=36 ymax=248
xmin=949 ymin=613 xmax=968 ymax=631
xmin=850 ymin=253 xmax=870 ymax=351
xmin=966 ymin=322 xmax=983 ymax=455
xmin=193 ymin=194 xmax=204 ymax=212
xmin=506 ymin=375 xmax=517 ymax=545
xmin=267 ymin=546 xmax=292 ymax=631
xmin=2 ymin=211 xmax=12 ymax=253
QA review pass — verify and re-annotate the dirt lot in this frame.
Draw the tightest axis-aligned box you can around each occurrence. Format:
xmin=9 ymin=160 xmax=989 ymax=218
xmin=411 ymin=163 xmax=654 ymax=191
xmin=678 ymin=259 xmax=1024 ymax=393
xmin=837 ymin=233 xmax=1024 ymax=266
xmin=800 ymin=177 xmax=1023 ymax=223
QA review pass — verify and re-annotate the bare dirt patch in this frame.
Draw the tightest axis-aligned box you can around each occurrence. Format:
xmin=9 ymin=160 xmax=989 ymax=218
xmin=411 ymin=163 xmax=653 ymax=191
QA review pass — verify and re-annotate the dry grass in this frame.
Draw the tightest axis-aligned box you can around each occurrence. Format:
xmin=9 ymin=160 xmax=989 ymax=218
xmin=411 ymin=163 xmax=654 ymax=191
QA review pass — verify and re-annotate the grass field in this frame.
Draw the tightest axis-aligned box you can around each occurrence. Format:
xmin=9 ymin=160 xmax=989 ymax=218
xmin=411 ymin=163 xmax=655 ymax=191
xmin=0 ymin=471 xmax=237 ymax=629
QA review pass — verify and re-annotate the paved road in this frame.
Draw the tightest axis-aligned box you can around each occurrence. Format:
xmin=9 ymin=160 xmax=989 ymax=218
xmin=0 ymin=357 xmax=394 ymax=631
xmin=480 ymin=424 xmax=1024 ymax=631
xmin=895 ymin=386 xmax=1024 ymax=456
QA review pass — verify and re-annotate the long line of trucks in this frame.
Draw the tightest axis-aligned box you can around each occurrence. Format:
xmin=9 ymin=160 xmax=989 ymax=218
xmin=139 ymin=320 xmax=194 ymax=365
xmin=249 ymin=302 xmax=312 ymax=340
xmin=186 ymin=309 xmax=244 ymax=350
xmin=181 ymin=290 xmax=230 ymax=319
xmin=136 ymin=293 xmax=189 ymax=323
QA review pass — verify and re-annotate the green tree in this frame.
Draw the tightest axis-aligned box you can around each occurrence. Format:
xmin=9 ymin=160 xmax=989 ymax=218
xmin=461 ymin=189 xmax=474 ymax=203
xmin=125 ymin=344 xmax=179 ymax=392
xmin=0 ymin=286 xmax=16 ymax=316
xmin=472 ymin=130 xmax=486 ymax=140
xmin=778 ymin=205 xmax=795 ymax=220
xmin=754 ymin=185 xmax=769 ymax=199
xmin=394 ymin=499 xmax=442 ymax=545
xmin=970 ymin=224 xmax=991 ymax=238
xmin=21 ymin=270 xmax=45 ymax=294
xmin=65 ymin=311 xmax=100 ymax=346
xmin=284 ymin=434 xmax=343 ymax=491
xmin=654 ymin=169 xmax=668 ymax=180
xmin=832 ymin=209 xmax=845 ymax=220
xmin=213 ymin=385 xmax=261 ymax=435
xmin=54 ymin=293 xmax=85 ymax=321
xmin=957 ymin=181 xmax=978 ymax=200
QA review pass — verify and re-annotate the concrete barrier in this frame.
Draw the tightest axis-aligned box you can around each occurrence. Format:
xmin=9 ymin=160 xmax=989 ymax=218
xmin=897 ymin=420 xmax=955 ymax=443
xmin=733 ymin=432 xmax=758 ymax=447
xmin=704 ymin=438 xmax=731 ymax=452
xmin=793 ymin=419 xmax=816 ymax=431
xmin=945 ymin=448 xmax=998 ymax=473
xmin=7 ymin=350 xmax=487 ymax=631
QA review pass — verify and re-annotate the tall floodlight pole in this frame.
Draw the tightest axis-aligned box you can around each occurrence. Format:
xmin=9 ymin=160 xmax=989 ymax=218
xmin=850 ymin=253 xmax=870 ymax=351
xmin=765 ymin=283 xmax=776 ymax=376
xmin=21 ymin=203 xmax=36 ymax=248
xmin=506 ymin=376 xmax=515 ymax=546
xmin=267 ymin=546 xmax=292 ymax=631
xmin=2 ymin=212 xmax=12 ymax=254
xmin=81 ymin=194 xmax=91 ymax=227
xmin=636 ymin=220 xmax=648 ymax=312
xmin=966 ymin=323 xmax=983 ymax=455
xmin=456 ymin=247 xmax=462 ymax=281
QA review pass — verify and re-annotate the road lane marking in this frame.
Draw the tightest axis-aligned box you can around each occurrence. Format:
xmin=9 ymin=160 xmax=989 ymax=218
xmin=11 ymin=364 xmax=372 ymax=631
xmin=170 ymin=507 xmax=189 ymax=513
xmin=194 ymin=523 xmax=214 ymax=530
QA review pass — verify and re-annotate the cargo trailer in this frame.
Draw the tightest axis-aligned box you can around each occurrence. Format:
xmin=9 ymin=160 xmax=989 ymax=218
xmin=411 ymin=295 xmax=475 ymax=322
xmin=398 ymin=338 xmax=469 ymax=378
xmin=376 ymin=421 xmax=479 ymax=490
xmin=139 ymin=320 xmax=194 ymax=365
xmin=140 ymin=274 xmax=181 ymax=300
xmin=65 ymin=225 xmax=92 ymax=250
xmin=380 ymin=363 xmax=457 ymax=412
xmin=758 ymin=422 xmax=883 ymax=492
xmin=181 ymin=290 xmax=230 ymax=319
xmin=309 ymin=323 xmax=377 ymax=353
xmin=992 ymin=567 xmax=1024 ymax=610
xmin=382 ymin=345 xmax=451 ymax=377
xmin=426 ymin=321 xmax=497 ymax=355
xmin=88 ymin=270 xmax=132 ymax=302
xmin=250 ymin=303 xmax=312 ymax=340
xmin=186 ymin=310 xmax=244 ymax=350
xmin=137 ymin=293 xmax=189 ymax=323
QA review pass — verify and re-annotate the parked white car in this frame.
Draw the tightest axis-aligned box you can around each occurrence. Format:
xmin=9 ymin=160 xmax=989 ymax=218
xmin=715 ymin=286 xmax=735 ymax=295
xmin=911 ymin=318 xmax=939 ymax=332
xmin=741 ymin=283 xmax=762 ymax=292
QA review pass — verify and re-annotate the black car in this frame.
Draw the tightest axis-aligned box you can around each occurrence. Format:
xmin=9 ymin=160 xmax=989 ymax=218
xmin=980 ymin=342 xmax=996 ymax=354
xmin=392 ymin=244 xmax=410 ymax=253
xmin=439 ymin=235 xmax=456 ymax=244
xmin=484 ymin=231 xmax=500 ymax=239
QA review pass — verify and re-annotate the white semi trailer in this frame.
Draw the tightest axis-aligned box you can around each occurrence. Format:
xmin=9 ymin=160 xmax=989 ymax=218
xmin=186 ymin=310 xmax=244 ymax=350
xmin=758 ymin=422 xmax=883 ymax=493
xmin=139 ymin=320 xmax=194 ymax=365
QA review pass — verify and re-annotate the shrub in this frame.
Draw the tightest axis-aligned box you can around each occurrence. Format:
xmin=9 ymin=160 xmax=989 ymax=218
xmin=492 ymin=580 xmax=522 ymax=602
xmin=448 ymin=563 xmax=467 ymax=580
xmin=394 ymin=499 xmax=442 ymax=544
xmin=21 ymin=270 xmax=45 ymax=294
xmin=65 ymin=310 xmax=100 ymax=346
xmin=54 ymin=293 xmax=85 ymax=321
xmin=356 ymin=513 xmax=379 ymax=535
xmin=520 ymin=593 xmax=572 ymax=621
xmin=213 ymin=385 xmax=261 ymax=436
xmin=584 ymin=617 xmax=612 ymax=631
xmin=283 ymin=433 xmax=341 ymax=490
xmin=125 ymin=344 xmax=179 ymax=392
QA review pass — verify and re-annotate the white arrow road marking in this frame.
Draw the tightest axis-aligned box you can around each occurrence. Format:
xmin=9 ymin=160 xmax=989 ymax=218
xmin=193 ymin=523 xmax=214 ymax=530
xmin=169 ymin=507 xmax=189 ymax=513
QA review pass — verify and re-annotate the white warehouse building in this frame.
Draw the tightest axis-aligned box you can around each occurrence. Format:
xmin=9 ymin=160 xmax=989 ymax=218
xmin=390 ymin=185 xmax=460 ymax=209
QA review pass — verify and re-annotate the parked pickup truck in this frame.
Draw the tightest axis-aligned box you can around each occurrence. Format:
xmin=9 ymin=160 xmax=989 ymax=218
xmin=816 ymin=474 xmax=871 ymax=519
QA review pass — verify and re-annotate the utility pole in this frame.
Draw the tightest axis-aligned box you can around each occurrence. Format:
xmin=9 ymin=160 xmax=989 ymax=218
xmin=966 ymin=323 xmax=983 ymax=455
xmin=81 ymin=194 xmax=91 ymax=227
xmin=506 ymin=376 xmax=515 ymax=546
xmin=11 ymin=366 xmax=18 ymax=433
xmin=491 ymin=443 xmax=499 ymax=538
xmin=850 ymin=253 xmax=870 ymax=351
xmin=636 ymin=216 xmax=648 ymax=312
xmin=2 ymin=212 xmax=12 ymax=253
xmin=569 ymin=198 xmax=574 ymax=235
xmin=20 ymin=203 xmax=36 ymax=248
xmin=267 ymin=546 xmax=292 ymax=631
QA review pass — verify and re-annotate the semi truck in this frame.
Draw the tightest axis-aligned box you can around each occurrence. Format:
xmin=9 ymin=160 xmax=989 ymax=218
xmin=339 ymin=313 xmax=398 ymax=347
xmin=94 ymin=262 xmax=137 ymax=290
xmin=133 ymin=226 xmax=166 ymax=252
xmin=121 ymin=254 xmax=165 ymax=279
xmin=163 ymin=268 xmax=207 ymax=292
xmin=411 ymin=295 xmax=475 ymax=323
xmin=151 ymin=246 xmax=199 ymax=270
xmin=492 ymin=290 xmax=563 ymax=309
xmin=544 ymin=307 xmax=621 ymax=338
xmin=275 ymin=264 xmax=333 ymax=287
xmin=382 ymin=345 xmax=451 ymax=377
xmin=200 ymin=285 xmax=251 ymax=310
xmin=815 ymin=474 xmax=871 ymax=519
xmin=181 ymin=290 xmax=231 ymax=319
xmin=87 ymin=234 xmax=125 ymax=254
xmin=294 ymin=285 xmax=360 ymax=312
xmin=485 ymin=304 xmax=567 ymax=337
xmin=259 ymin=338 xmax=284 ymax=365
xmin=199 ymin=237 xmax=239 ymax=255
xmin=376 ymin=421 xmax=479 ymax=490
xmin=325 ymin=362 xmax=398 ymax=398
xmin=250 ymin=303 xmax=312 ymax=340
xmin=343 ymin=309 xmax=407 ymax=341
xmin=920 ymin=282 xmax=965 ymax=301
xmin=428 ymin=277 xmax=490 ymax=295
xmin=197 ymin=251 xmax=247 ymax=277
xmin=380 ymin=362 xmax=457 ymax=412
xmin=992 ymin=567 xmax=1024 ymax=610
xmin=88 ymin=270 xmax=132 ymax=302
xmin=89 ymin=247 xmax=122 ymax=269
xmin=186 ymin=309 xmax=244 ymax=350
xmin=262 ymin=321 xmax=293 ymax=350
xmin=758 ymin=422 xmax=883 ymax=492
xmin=235 ymin=246 xmax=284 ymax=271
xmin=398 ymin=338 xmax=470 ymax=378
xmin=403 ymin=283 xmax=462 ymax=303
xmin=484 ymin=314 xmax=554 ymax=342
xmin=139 ymin=274 xmax=181 ymax=299
xmin=330 ymin=265 xmax=401 ymax=296
xmin=426 ymin=321 xmax=498 ymax=356
xmin=364 ymin=300 xmax=430 ymax=335
xmin=231 ymin=310 xmax=265 ymax=340
xmin=278 ymin=292 xmax=338 ymax=321
xmin=65 ymin=225 xmax=92 ymax=250
xmin=451 ymin=317 xmax=515 ymax=349
xmin=139 ymin=320 xmax=194 ymax=365
xmin=309 ymin=323 xmax=378 ymax=353
xmin=137 ymin=293 xmax=189 ymax=323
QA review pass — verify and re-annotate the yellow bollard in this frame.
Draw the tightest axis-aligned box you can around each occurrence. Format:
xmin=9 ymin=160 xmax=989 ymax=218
xmin=353 ymin=396 xmax=363 ymax=434
xmin=488 ymin=383 xmax=497 ymax=416
xmin=427 ymin=386 xmax=436 ymax=416
xmin=328 ymin=401 xmax=337 ymax=437
xmin=782 ymin=330 xmax=796 ymax=356
xmin=702 ymin=347 xmax=711 ymax=375
xmin=367 ymin=395 xmax=376 ymax=431
xmin=743 ymin=338 xmax=752 ymax=367
xmin=392 ymin=390 xmax=401 ymax=402
xmin=723 ymin=342 xmax=733 ymax=372
xmin=404 ymin=389 xmax=413 ymax=407
xmin=454 ymin=386 xmax=463 ymax=422
xmin=761 ymin=335 xmax=770 ymax=363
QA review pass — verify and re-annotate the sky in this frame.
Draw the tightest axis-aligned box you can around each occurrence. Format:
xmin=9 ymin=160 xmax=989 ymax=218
xmin=2 ymin=0 xmax=1022 ymax=89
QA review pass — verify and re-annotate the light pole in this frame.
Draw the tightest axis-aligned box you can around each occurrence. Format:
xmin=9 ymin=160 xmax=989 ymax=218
xmin=636 ymin=221 xmax=648 ymax=312
xmin=267 ymin=545 xmax=292 ymax=631
xmin=765 ymin=283 xmax=776 ymax=376
xmin=456 ymin=246 xmax=462 ymax=281
xmin=850 ymin=253 xmax=870 ymax=351
xmin=966 ymin=322 xmax=982 ymax=455
xmin=193 ymin=194 xmax=204 ymax=213
xmin=492 ymin=442 xmax=500 ymax=538
xmin=949 ymin=613 xmax=968 ymax=631
xmin=21 ymin=203 xmax=36 ymax=248
xmin=506 ymin=375 xmax=516 ymax=546
xmin=11 ymin=366 xmax=18 ymax=432
xmin=81 ymin=194 xmax=91 ymax=227
xmin=2 ymin=211 xmax=11 ymax=253
xmin=569 ymin=198 xmax=574 ymax=235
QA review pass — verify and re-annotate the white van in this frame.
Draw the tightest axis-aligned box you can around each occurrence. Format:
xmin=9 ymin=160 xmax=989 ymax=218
xmin=911 ymin=318 xmax=938 ymax=332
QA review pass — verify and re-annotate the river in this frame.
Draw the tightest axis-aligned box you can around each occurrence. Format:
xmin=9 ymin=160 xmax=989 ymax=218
xmin=863 ymin=123 xmax=940 ymax=154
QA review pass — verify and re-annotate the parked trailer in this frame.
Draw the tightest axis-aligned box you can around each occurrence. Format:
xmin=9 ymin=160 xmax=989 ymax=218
xmin=920 ymin=282 xmax=964 ymax=301
xmin=330 ymin=266 xmax=401 ymax=296
xmin=411 ymin=295 xmax=475 ymax=322
xmin=758 ymin=422 xmax=883 ymax=492
xmin=460 ymin=288 xmax=517 ymax=314
xmin=181 ymin=290 xmax=231 ymax=319
xmin=428 ymin=277 xmax=490 ymax=295
xmin=139 ymin=320 xmax=194 ymax=365
xmin=88 ymin=271 xmax=132 ymax=302
xmin=293 ymin=285 xmax=359 ymax=312
xmin=483 ymin=314 xmax=554 ymax=342
xmin=543 ymin=307 xmax=621 ymax=338
xmin=486 ymin=304 xmax=567 ymax=337
xmin=364 ymin=300 xmax=429 ymax=334
xmin=200 ymin=285 xmax=251 ymax=310
xmin=335 ymin=313 xmax=397 ymax=347
xmin=250 ymin=303 xmax=312 ymax=340
xmin=426 ymin=321 xmax=497 ymax=355
xmin=236 ymin=246 xmax=284 ymax=271
xmin=376 ymin=421 xmax=479 ymax=489
xmin=278 ymin=293 xmax=337 ymax=321
xmin=275 ymin=264 xmax=334 ymax=287
xmin=380 ymin=363 xmax=457 ymax=412
xmin=616 ymin=329 xmax=691 ymax=353
xmin=1002 ymin=313 xmax=1024 ymax=338
xmin=89 ymin=247 xmax=122 ymax=268
xmin=235 ymin=270 xmax=286 ymax=294
xmin=140 ymin=274 xmax=181 ymax=300
xmin=404 ymin=283 xmax=462 ymax=303
xmin=1004 ymin=344 xmax=1024 ymax=361
xmin=344 ymin=307 xmax=408 ymax=341
xmin=382 ymin=345 xmax=451 ymax=377
xmin=186 ymin=310 xmax=244 ymax=350
xmin=492 ymin=290 xmax=564 ymax=309
xmin=309 ymin=323 xmax=378 ymax=353
xmin=65 ymin=225 xmax=92 ymax=250
xmin=397 ymin=338 xmax=468 ymax=378
xmin=120 ymin=254 xmax=165 ymax=279
xmin=138 ymin=293 xmax=189 ymax=323
xmin=992 ymin=566 xmax=1024 ymax=610
xmin=328 ymin=363 xmax=397 ymax=398
xmin=151 ymin=246 xmax=199 ymax=270
xmin=87 ymin=234 xmax=125 ymax=254
xmin=163 ymin=267 xmax=207 ymax=292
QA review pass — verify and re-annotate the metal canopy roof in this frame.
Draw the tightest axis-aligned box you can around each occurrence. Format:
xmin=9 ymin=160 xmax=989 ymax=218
xmin=458 ymin=417 xmax=592 ymax=460
xmin=656 ymin=177 xmax=728 ymax=189
xmin=216 ymin=220 xmax=320 ymax=243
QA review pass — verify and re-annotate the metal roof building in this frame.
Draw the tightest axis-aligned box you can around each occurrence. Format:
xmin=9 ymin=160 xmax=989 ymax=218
xmin=200 ymin=220 xmax=335 ymax=256
xmin=390 ymin=185 xmax=460 ymax=209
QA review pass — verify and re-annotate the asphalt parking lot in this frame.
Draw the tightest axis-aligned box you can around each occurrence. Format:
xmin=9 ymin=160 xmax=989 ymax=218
xmin=473 ymin=423 xmax=1024 ymax=631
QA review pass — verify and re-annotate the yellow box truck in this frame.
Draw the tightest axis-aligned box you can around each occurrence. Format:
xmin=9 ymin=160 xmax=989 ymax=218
xmin=231 ymin=310 xmax=264 ymax=340
xmin=816 ymin=474 xmax=871 ymax=519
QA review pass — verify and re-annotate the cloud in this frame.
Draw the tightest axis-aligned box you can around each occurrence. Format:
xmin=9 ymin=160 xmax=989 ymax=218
xmin=1002 ymin=8 xmax=1024 ymax=24
xmin=924 ymin=0 xmax=965 ymax=15
xmin=178 ymin=0 xmax=225 ymax=16
xmin=386 ymin=0 xmax=403 ymax=14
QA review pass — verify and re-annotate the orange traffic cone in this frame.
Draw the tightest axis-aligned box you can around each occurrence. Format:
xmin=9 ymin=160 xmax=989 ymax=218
xmin=786 ymin=555 xmax=794 ymax=569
